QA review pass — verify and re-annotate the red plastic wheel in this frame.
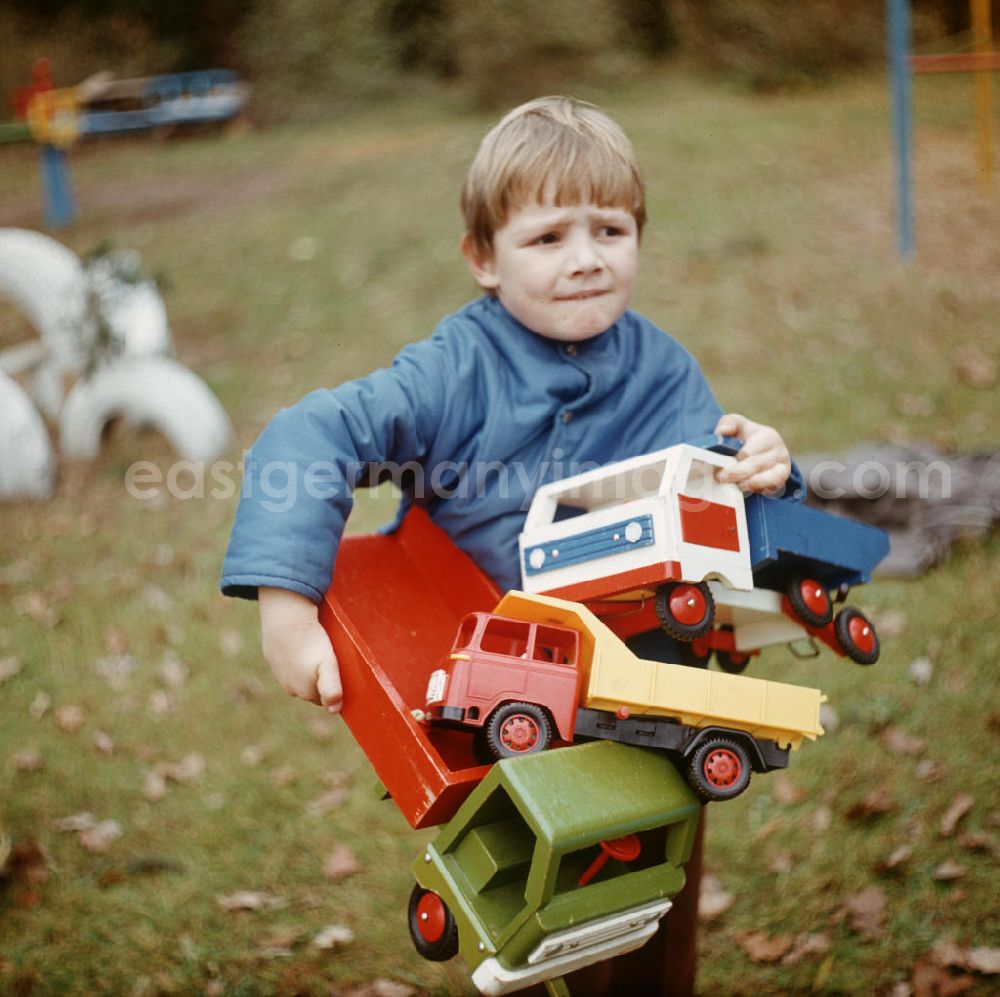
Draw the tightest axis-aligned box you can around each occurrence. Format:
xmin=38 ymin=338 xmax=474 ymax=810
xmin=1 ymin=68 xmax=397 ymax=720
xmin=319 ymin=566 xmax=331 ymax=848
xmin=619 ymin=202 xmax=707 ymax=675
xmin=414 ymin=891 xmax=446 ymax=943
xmin=669 ymin=584 xmax=707 ymax=626
xmin=846 ymin=614 xmax=876 ymax=655
xmin=788 ymin=575 xmax=833 ymax=628
xmin=702 ymin=747 xmax=743 ymax=789
xmin=498 ymin=713 xmax=540 ymax=752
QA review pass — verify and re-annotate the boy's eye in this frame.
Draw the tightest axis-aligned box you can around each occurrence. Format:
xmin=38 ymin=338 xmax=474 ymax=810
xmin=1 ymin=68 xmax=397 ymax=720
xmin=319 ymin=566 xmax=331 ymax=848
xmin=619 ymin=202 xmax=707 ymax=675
xmin=598 ymin=225 xmax=625 ymax=238
xmin=533 ymin=232 xmax=560 ymax=245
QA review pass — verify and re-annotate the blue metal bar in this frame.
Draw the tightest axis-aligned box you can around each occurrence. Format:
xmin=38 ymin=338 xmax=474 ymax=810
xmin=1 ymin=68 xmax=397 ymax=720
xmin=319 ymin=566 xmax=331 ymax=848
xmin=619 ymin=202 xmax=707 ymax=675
xmin=40 ymin=144 xmax=76 ymax=228
xmin=887 ymin=0 xmax=916 ymax=259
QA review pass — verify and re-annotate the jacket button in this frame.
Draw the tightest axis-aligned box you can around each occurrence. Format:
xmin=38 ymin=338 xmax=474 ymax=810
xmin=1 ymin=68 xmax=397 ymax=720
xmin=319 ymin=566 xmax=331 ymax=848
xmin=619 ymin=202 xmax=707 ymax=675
xmin=564 ymin=344 xmax=578 ymax=356
xmin=562 ymin=410 xmax=573 ymax=424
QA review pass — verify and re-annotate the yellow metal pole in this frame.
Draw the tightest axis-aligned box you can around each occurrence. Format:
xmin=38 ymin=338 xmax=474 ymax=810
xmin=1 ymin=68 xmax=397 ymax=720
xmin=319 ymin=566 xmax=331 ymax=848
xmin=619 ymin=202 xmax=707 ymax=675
xmin=972 ymin=0 xmax=994 ymax=189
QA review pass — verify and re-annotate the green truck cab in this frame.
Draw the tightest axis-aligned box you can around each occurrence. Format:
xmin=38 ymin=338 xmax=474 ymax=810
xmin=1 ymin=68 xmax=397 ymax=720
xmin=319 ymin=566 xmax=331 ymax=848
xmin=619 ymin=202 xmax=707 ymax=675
xmin=409 ymin=740 xmax=701 ymax=995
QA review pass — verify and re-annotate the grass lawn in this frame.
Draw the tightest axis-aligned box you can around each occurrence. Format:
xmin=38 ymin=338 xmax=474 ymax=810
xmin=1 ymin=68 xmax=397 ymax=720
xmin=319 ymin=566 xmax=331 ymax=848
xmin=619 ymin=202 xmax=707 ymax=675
xmin=1 ymin=69 xmax=998 ymax=995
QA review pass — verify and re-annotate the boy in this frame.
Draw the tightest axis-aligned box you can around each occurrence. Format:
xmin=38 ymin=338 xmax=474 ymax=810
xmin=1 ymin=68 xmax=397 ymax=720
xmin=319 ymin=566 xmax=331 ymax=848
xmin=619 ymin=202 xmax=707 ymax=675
xmin=221 ymin=95 xmax=799 ymax=715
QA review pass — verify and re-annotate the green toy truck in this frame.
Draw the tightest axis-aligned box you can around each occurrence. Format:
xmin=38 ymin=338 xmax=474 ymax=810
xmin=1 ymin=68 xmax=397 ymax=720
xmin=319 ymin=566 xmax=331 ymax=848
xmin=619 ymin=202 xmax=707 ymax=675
xmin=408 ymin=739 xmax=701 ymax=995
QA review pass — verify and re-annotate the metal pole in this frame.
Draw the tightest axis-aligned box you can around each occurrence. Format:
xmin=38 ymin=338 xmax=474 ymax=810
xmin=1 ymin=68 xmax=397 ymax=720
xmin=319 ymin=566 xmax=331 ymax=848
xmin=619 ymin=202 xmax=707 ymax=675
xmin=886 ymin=0 xmax=915 ymax=259
xmin=971 ymin=0 xmax=995 ymax=189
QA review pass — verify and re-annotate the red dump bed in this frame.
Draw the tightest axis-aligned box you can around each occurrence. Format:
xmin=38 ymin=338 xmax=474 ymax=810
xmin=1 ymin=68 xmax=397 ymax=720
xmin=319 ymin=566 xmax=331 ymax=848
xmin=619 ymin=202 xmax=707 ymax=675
xmin=319 ymin=508 xmax=499 ymax=828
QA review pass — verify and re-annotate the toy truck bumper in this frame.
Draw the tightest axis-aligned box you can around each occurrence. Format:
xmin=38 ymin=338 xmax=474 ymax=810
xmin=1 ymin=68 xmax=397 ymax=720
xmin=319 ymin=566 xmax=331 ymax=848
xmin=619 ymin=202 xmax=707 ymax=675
xmin=471 ymin=898 xmax=672 ymax=996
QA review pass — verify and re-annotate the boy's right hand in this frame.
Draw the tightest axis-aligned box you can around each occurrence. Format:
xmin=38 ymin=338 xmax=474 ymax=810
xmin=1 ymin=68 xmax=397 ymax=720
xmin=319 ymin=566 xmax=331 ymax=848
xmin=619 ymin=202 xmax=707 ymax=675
xmin=258 ymin=587 xmax=343 ymax=714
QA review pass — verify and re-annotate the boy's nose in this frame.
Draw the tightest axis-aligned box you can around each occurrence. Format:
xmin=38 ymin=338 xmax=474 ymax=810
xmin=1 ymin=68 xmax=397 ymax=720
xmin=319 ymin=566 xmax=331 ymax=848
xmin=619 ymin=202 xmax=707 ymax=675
xmin=566 ymin=235 xmax=603 ymax=275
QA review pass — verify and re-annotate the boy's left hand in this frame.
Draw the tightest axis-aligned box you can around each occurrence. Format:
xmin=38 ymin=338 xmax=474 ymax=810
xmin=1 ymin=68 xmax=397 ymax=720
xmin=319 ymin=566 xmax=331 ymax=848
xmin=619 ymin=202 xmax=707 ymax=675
xmin=714 ymin=413 xmax=791 ymax=495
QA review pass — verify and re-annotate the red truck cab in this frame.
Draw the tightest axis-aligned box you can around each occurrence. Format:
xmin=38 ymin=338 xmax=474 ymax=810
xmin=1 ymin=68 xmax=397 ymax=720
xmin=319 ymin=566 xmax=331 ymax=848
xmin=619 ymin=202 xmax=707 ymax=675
xmin=426 ymin=612 xmax=583 ymax=753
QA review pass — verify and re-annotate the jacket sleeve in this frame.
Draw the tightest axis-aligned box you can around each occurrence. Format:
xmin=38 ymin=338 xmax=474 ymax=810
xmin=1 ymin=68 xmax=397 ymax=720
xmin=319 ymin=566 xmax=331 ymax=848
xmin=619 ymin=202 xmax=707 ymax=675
xmin=220 ymin=337 xmax=451 ymax=603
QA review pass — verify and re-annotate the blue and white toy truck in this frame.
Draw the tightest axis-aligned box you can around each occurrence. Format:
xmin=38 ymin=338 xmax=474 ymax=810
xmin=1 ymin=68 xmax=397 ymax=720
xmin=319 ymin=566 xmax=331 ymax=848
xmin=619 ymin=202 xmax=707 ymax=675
xmin=519 ymin=437 xmax=890 ymax=671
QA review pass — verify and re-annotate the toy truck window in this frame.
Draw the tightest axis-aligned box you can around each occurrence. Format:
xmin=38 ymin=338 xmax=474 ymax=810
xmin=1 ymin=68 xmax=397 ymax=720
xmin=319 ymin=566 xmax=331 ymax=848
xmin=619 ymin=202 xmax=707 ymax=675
xmin=479 ymin=617 xmax=531 ymax=658
xmin=531 ymin=625 xmax=578 ymax=665
xmin=680 ymin=458 xmax=719 ymax=502
xmin=454 ymin=613 xmax=479 ymax=650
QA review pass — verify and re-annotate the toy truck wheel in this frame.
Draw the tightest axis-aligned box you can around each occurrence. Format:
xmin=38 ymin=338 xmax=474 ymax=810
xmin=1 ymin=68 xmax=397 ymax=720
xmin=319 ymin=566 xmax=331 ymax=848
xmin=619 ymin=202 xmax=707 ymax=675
xmin=485 ymin=702 xmax=553 ymax=760
xmin=687 ymin=737 xmax=752 ymax=802
xmin=788 ymin=576 xmax=834 ymax=628
xmin=408 ymin=884 xmax=459 ymax=961
xmin=654 ymin=581 xmax=715 ymax=641
xmin=834 ymin=607 xmax=880 ymax=665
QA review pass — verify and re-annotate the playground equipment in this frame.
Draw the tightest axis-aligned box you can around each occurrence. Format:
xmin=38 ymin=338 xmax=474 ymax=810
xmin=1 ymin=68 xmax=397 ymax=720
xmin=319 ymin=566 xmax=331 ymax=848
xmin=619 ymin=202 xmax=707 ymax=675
xmin=7 ymin=60 xmax=248 ymax=227
xmin=887 ymin=0 xmax=998 ymax=258
xmin=0 ymin=228 xmax=233 ymax=495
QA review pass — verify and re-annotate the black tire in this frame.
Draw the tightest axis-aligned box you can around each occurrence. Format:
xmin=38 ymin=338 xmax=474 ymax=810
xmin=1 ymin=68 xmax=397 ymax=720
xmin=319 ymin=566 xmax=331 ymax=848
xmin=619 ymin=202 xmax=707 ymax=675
xmin=408 ymin=884 xmax=459 ymax=961
xmin=485 ymin=702 xmax=553 ymax=760
xmin=686 ymin=737 xmax=752 ymax=802
xmin=787 ymin=575 xmax=834 ymax=628
xmin=716 ymin=649 xmax=751 ymax=675
xmin=654 ymin=581 xmax=715 ymax=641
xmin=676 ymin=639 xmax=711 ymax=669
xmin=833 ymin=607 xmax=880 ymax=665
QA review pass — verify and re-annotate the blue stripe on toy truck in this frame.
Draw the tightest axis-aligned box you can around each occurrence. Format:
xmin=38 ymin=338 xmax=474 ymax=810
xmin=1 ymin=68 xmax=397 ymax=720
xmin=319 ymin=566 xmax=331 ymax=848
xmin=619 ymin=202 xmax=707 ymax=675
xmin=523 ymin=515 xmax=655 ymax=576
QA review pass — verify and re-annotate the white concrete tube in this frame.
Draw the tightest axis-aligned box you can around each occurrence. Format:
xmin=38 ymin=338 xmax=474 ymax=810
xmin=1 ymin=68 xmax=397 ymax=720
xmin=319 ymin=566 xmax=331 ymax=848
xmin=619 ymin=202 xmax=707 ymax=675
xmin=0 ymin=369 xmax=56 ymax=500
xmin=59 ymin=356 xmax=233 ymax=463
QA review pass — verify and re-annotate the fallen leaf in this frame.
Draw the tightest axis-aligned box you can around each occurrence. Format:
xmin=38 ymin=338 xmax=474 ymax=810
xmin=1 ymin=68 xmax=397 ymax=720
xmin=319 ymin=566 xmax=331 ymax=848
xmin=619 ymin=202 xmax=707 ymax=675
xmin=54 ymin=812 xmax=99 ymax=833
xmin=158 ymin=651 xmax=189 ymax=690
xmin=912 ymin=957 xmax=974 ymax=996
xmin=322 ymin=844 xmax=361 ymax=881
xmin=845 ymin=790 xmax=896 ymax=821
xmin=818 ymin=703 xmax=839 ymax=733
xmin=308 ymin=716 xmax=336 ymax=741
xmin=55 ymin=704 xmax=86 ymax=732
xmin=241 ymin=745 xmax=267 ymax=767
xmin=953 ymin=345 xmax=997 ymax=388
xmin=147 ymin=689 xmax=175 ymax=715
xmin=933 ymin=860 xmax=965 ymax=882
xmin=219 ymin=630 xmax=243 ymax=658
xmin=811 ymin=805 xmax=833 ymax=832
xmin=365 ymin=981 xmax=417 ymax=997
xmin=105 ymin=627 xmax=129 ymax=656
xmin=93 ymin=731 xmax=114 ymax=756
xmin=940 ymin=794 xmax=974 ymax=837
xmin=736 ymin=930 xmax=793 ymax=963
xmin=768 ymin=851 xmax=793 ymax=874
xmin=781 ymin=932 xmax=831 ymax=965
xmin=897 ymin=393 xmax=934 ymax=417
xmin=311 ymin=923 xmax=354 ymax=949
xmin=916 ymin=759 xmax=943 ymax=782
xmin=255 ymin=927 xmax=302 ymax=958
xmin=772 ymin=774 xmax=805 ymax=805
xmin=306 ymin=787 xmax=349 ymax=817
xmin=93 ymin=654 xmax=135 ymax=689
xmin=142 ymin=585 xmax=173 ymax=611
xmin=698 ymin=873 xmax=735 ymax=922
xmin=156 ymin=753 xmax=206 ymax=784
xmin=0 ymin=656 xmax=22 ymax=683
xmin=881 ymin=726 xmax=927 ymax=756
xmin=843 ymin=885 xmax=886 ymax=939
xmin=908 ymin=657 xmax=934 ymax=686
xmin=143 ymin=770 xmax=169 ymax=802
xmin=874 ymin=610 xmax=907 ymax=638
xmin=270 ymin=766 xmax=297 ymax=787
xmin=29 ymin=691 xmax=51 ymax=720
xmin=875 ymin=844 xmax=913 ymax=875
xmin=16 ymin=591 xmax=57 ymax=628
xmin=966 ymin=948 xmax=1000 ymax=975
xmin=957 ymin=832 xmax=992 ymax=852
xmin=216 ymin=891 xmax=287 ymax=912
xmin=5 ymin=839 xmax=50 ymax=884
xmin=79 ymin=820 xmax=122 ymax=853
xmin=12 ymin=750 xmax=43 ymax=772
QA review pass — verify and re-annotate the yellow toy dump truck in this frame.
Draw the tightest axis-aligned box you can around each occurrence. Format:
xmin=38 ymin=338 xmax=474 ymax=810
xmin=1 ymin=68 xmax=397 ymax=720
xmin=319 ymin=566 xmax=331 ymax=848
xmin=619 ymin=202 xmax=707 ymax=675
xmin=426 ymin=591 xmax=826 ymax=802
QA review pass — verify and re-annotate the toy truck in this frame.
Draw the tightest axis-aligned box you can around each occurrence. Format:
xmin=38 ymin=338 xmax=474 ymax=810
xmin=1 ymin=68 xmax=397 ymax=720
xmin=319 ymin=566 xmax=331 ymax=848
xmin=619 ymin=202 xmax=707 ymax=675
xmin=424 ymin=591 xmax=826 ymax=802
xmin=518 ymin=437 xmax=889 ymax=668
xmin=409 ymin=739 xmax=701 ymax=995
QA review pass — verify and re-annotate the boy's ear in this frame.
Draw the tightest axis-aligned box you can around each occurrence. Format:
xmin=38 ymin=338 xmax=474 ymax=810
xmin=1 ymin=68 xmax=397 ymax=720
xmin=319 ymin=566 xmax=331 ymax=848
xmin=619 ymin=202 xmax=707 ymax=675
xmin=461 ymin=233 xmax=499 ymax=291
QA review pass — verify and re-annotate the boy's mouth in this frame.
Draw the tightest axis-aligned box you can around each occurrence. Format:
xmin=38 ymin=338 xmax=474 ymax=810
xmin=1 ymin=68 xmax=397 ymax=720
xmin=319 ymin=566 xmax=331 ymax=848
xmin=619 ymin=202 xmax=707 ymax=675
xmin=556 ymin=289 xmax=608 ymax=301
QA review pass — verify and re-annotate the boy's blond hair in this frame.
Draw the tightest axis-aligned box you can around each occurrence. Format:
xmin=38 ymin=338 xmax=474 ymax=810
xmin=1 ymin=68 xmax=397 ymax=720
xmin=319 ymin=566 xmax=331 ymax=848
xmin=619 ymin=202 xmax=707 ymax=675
xmin=461 ymin=96 xmax=646 ymax=260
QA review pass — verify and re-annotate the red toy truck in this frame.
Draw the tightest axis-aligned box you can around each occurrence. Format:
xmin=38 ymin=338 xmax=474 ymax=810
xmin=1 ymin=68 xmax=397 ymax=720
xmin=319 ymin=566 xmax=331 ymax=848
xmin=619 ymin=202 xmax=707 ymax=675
xmin=424 ymin=592 xmax=826 ymax=802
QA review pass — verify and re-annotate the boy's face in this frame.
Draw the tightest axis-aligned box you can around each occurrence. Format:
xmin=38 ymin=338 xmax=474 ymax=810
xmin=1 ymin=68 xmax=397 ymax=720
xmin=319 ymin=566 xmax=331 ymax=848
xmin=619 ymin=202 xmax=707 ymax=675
xmin=464 ymin=200 xmax=639 ymax=342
